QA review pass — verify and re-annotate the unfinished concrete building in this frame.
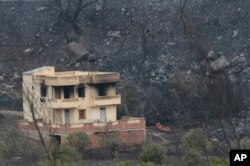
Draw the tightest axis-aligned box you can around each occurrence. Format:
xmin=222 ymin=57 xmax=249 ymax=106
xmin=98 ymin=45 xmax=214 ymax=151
xmin=19 ymin=66 xmax=145 ymax=147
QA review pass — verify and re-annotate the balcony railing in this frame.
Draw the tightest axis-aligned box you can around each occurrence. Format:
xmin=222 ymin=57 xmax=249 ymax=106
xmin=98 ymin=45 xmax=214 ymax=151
xmin=43 ymin=95 xmax=120 ymax=108
xmin=34 ymin=73 xmax=120 ymax=85
xmin=47 ymin=98 xmax=80 ymax=108
xmin=79 ymin=75 xmax=89 ymax=83
xmin=93 ymin=95 xmax=121 ymax=106
xmin=91 ymin=73 xmax=120 ymax=84
xmin=45 ymin=76 xmax=80 ymax=86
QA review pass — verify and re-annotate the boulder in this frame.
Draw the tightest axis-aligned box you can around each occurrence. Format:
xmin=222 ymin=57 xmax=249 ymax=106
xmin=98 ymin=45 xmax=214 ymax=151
xmin=35 ymin=33 xmax=40 ymax=38
xmin=67 ymin=42 xmax=88 ymax=57
xmin=36 ymin=7 xmax=46 ymax=12
xmin=75 ymin=63 xmax=81 ymax=67
xmin=95 ymin=0 xmax=104 ymax=11
xmin=230 ymin=55 xmax=247 ymax=70
xmin=233 ymin=30 xmax=238 ymax=37
xmin=210 ymin=56 xmax=228 ymax=72
xmin=88 ymin=54 xmax=97 ymax=62
xmin=207 ymin=50 xmax=218 ymax=60
xmin=12 ymin=73 xmax=20 ymax=80
xmin=207 ymin=50 xmax=214 ymax=58
xmin=243 ymin=67 xmax=250 ymax=76
xmin=107 ymin=31 xmax=121 ymax=38
xmin=238 ymin=56 xmax=247 ymax=64
xmin=23 ymin=48 xmax=33 ymax=54
xmin=59 ymin=58 xmax=65 ymax=62
xmin=76 ymin=54 xmax=88 ymax=62
xmin=69 ymin=59 xmax=77 ymax=66
xmin=0 ymin=63 xmax=10 ymax=75
xmin=66 ymin=31 xmax=77 ymax=42
xmin=186 ymin=69 xmax=192 ymax=75
xmin=38 ymin=48 xmax=43 ymax=53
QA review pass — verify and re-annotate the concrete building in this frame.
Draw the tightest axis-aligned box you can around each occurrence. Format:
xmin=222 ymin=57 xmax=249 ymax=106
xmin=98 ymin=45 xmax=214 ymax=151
xmin=19 ymin=66 xmax=145 ymax=147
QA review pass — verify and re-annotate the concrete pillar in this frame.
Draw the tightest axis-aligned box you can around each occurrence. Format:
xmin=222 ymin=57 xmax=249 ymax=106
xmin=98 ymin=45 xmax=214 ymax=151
xmin=74 ymin=86 xmax=78 ymax=98
xmin=47 ymin=85 xmax=52 ymax=99
xmin=61 ymin=87 xmax=64 ymax=99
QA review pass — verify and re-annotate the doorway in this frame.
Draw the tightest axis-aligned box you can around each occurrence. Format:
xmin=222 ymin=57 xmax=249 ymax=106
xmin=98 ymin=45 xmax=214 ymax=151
xmin=65 ymin=109 xmax=70 ymax=124
xmin=100 ymin=107 xmax=107 ymax=122
xmin=50 ymin=135 xmax=61 ymax=145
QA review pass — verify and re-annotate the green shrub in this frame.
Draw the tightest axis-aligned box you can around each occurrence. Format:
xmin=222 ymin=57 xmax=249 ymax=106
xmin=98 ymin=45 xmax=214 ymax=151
xmin=180 ymin=128 xmax=206 ymax=154
xmin=230 ymin=137 xmax=250 ymax=149
xmin=119 ymin=160 xmax=135 ymax=166
xmin=182 ymin=150 xmax=206 ymax=166
xmin=240 ymin=137 xmax=250 ymax=149
xmin=41 ymin=143 xmax=80 ymax=166
xmin=140 ymin=144 xmax=165 ymax=164
xmin=54 ymin=144 xmax=79 ymax=166
xmin=0 ymin=128 xmax=44 ymax=166
xmin=209 ymin=156 xmax=228 ymax=166
xmin=98 ymin=131 xmax=121 ymax=157
xmin=65 ymin=132 xmax=90 ymax=156
xmin=141 ymin=161 xmax=158 ymax=166
xmin=180 ymin=128 xmax=208 ymax=166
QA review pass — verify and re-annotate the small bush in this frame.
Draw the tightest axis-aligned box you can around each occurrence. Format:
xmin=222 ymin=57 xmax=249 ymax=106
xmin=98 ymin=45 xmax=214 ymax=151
xmin=41 ymin=143 xmax=80 ymax=166
xmin=209 ymin=156 xmax=228 ymax=166
xmin=180 ymin=128 xmax=208 ymax=166
xmin=180 ymin=128 xmax=206 ymax=154
xmin=65 ymin=132 xmax=90 ymax=156
xmin=231 ymin=137 xmax=250 ymax=149
xmin=140 ymin=144 xmax=165 ymax=164
xmin=119 ymin=160 xmax=135 ymax=166
xmin=141 ymin=162 xmax=158 ymax=166
xmin=182 ymin=150 xmax=206 ymax=166
xmin=98 ymin=131 xmax=121 ymax=157
xmin=183 ymin=151 xmax=207 ymax=166
xmin=240 ymin=137 xmax=250 ymax=149
xmin=0 ymin=128 xmax=44 ymax=166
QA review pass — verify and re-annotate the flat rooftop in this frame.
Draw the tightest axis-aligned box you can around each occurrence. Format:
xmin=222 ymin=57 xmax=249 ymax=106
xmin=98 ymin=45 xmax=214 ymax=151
xmin=23 ymin=66 xmax=118 ymax=76
xmin=23 ymin=66 xmax=120 ymax=84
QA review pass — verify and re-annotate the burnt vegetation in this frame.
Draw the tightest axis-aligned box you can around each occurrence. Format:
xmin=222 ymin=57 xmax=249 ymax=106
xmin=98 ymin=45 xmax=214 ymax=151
xmin=0 ymin=0 xmax=250 ymax=165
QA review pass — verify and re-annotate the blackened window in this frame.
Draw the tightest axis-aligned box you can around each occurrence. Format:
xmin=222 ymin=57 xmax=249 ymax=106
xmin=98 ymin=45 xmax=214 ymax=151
xmin=40 ymin=84 xmax=47 ymax=97
xmin=64 ymin=86 xmax=74 ymax=99
xmin=54 ymin=86 xmax=61 ymax=99
xmin=98 ymin=84 xmax=106 ymax=96
xmin=78 ymin=85 xmax=85 ymax=97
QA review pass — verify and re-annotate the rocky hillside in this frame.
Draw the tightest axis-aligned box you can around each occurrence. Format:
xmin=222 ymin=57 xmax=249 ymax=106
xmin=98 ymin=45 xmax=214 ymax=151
xmin=0 ymin=0 xmax=249 ymax=124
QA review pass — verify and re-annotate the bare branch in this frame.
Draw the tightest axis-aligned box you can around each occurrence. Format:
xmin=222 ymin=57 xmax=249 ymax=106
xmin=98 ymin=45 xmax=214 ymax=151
xmin=22 ymin=83 xmax=56 ymax=166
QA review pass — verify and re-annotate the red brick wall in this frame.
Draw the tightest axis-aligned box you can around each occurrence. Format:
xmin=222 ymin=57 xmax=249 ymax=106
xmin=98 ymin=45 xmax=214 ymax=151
xmin=87 ymin=129 xmax=145 ymax=148
xmin=18 ymin=118 xmax=146 ymax=148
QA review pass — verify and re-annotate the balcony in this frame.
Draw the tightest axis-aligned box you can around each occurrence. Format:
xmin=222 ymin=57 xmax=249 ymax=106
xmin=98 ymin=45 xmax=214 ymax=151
xmin=47 ymin=98 xmax=80 ymax=108
xmin=44 ymin=76 xmax=81 ymax=86
xmin=34 ymin=73 xmax=120 ymax=85
xmin=93 ymin=95 xmax=121 ymax=106
xmin=91 ymin=73 xmax=120 ymax=84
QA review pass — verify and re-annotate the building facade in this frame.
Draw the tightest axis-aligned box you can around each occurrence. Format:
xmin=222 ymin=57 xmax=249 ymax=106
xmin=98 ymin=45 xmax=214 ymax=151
xmin=19 ymin=66 xmax=145 ymax=147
